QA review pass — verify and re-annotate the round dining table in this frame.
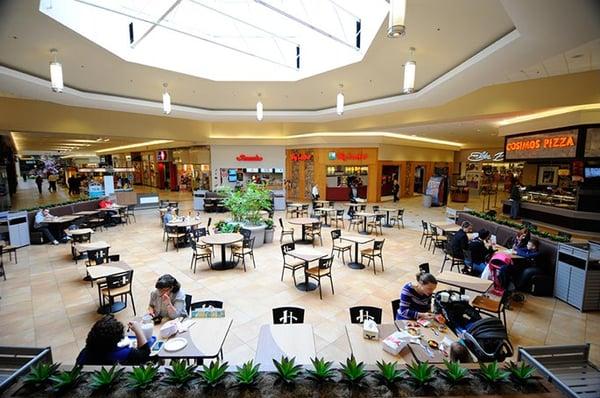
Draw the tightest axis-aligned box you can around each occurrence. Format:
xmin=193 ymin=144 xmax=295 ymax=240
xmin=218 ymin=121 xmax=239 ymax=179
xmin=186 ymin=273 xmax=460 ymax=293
xmin=201 ymin=233 xmax=244 ymax=270
xmin=287 ymin=217 xmax=320 ymax=244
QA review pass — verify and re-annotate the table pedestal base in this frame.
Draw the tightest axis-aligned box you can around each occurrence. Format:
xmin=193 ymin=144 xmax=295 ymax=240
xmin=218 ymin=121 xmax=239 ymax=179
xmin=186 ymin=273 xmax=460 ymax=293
xmin=296 ymin=282 xmax=317 ymax=291
xmin=97 ymin=301 xmax=126 ymax=314
xmin=211 ymin=261 xmax=239 ymax=270
xmin=347 ymin=261 xmax=365 ymax=270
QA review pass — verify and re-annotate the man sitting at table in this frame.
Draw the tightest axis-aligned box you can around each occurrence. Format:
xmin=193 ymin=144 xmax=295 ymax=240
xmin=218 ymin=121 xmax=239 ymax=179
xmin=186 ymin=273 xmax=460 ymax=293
xmin=76 ymin=316 xmax=153 ymax=365
xmin=466 ymin=229 xmax=495 ymax=277
xmin=147 ymin=274 xmax=187 ymax=321
xmin=450 ymin=221 xmax=472 ymax=260
xmin=33 ymin=208 xmax=59 ymax=245
xmin=99 ymin=196 xmax=114 ymax=209
xmin=99 ymin=196 xmax=119 ymax=225
xmin=396 ymin=272 xmax=438 ymax=320
xmin=163 ymin=207 xmax=177 ymax=225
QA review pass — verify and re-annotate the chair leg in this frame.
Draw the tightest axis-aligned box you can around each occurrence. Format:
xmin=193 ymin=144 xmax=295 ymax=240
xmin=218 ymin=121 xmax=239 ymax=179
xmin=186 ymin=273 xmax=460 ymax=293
xmin=130 ymin=292 xmax=136 ymax=315
xmin=318 ymin=279 xmax=322 ymax=300
xmin=251 ymin=253 xmax=256 ymax=269
xmin=281 ymin=266 xmax=286 ymax=281
xmin=441 ymin=256 xmax=447 ymax=273
xmin=330 ymin=275 xmax=334 ymax=295
xmin=380 ymin=255 xmax=384 ymax=272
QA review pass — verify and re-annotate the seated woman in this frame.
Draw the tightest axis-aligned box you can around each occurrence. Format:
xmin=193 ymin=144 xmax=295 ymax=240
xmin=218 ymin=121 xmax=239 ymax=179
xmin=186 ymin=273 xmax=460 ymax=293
xmin=396 ymin=273 xmax=438 ymax=320
xmin=76 ymin=316 xmax=151 ymax=365
xmin=512 ymin=227 xmax=531 ymax=249
xmin=147 ymin=274 xmax=187 ymax=321
xmin=467 ymin=229 xmax=495 ymax=276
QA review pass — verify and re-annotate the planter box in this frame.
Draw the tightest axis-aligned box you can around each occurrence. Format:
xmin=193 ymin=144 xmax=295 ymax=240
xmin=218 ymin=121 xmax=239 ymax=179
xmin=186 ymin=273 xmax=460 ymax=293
xmin=243 ymin=223 xmax=266 ymax=248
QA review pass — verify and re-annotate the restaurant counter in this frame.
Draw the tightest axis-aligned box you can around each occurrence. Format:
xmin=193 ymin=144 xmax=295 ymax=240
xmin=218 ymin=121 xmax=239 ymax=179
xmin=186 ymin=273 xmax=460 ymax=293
xmin=502 ymin=200 xmax=600 ymax=233
xmin=326 ymin=186 xmax=367 ymax=201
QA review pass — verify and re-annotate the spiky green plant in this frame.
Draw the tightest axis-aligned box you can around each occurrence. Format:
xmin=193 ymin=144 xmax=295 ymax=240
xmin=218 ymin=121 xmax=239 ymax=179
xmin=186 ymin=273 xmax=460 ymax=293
xmin=406 ymin=361 xmax=436 ymax=386
xmin=339 ymin=355 xmax=367 ymax=386
xmin=479 ymin=361 xmax=510 ymax=384
xmin=50 ymin=365 xmax=84 ymax=393
xmin=127 ymin=363 xmax=160 ymax=391
xmin=199 ymin=359 xmax=229 ymax=388
xmin=307 ymin=357 xmax=335 ymax=383
xmin=505 ymin=361 xmax=536 ymax=384
xmin=440 ymin=360 xmax=469 ymax=384
xmin=21 ymin=362 xmax=60 ymax=390
xmin=89 ymin=365 xmax=124 ymax=392
xmin=273 ymin=356 xmax=303 ymax=384
xmin=375 ymin=360 xmax=405 ymax=386
xmin=235 ymin=360 xmax=261 ymax=386
xmin=162 ymin=359 xmax=198 ymax=389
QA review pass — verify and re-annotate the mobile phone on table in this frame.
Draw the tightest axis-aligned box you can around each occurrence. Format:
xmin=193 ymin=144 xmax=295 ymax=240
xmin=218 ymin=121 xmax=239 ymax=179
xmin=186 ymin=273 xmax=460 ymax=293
xmin=150 ymin=340 xmax=164 ymax=355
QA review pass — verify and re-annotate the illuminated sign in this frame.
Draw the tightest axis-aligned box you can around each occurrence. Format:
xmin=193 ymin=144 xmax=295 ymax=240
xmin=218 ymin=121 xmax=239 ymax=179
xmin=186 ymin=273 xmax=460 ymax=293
xmin=504 ymin=130 xmax=578 ymax=160
xmin=467 ymin=151 xmax=504 ymax=162
xmin=290 ymin=152 xmax=313 ymax=161
xmin=236 ymin=154 xmax=263 ymax=161
xmin=328 ymin=151 xmax=368 ymax=161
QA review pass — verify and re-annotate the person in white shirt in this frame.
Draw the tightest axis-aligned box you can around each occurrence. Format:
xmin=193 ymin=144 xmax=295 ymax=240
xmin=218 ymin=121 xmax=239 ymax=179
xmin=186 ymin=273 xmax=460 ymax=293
xmin=34 ymin=209 xmax=59 ymax=245
xmin=311 ymin=184 xmax=319 ymax=200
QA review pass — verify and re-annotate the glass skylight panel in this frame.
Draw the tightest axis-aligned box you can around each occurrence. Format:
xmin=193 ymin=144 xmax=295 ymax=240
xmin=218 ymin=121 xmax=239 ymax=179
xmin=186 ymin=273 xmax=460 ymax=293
xmin=39 ymin=0 xmax=387 ymax=81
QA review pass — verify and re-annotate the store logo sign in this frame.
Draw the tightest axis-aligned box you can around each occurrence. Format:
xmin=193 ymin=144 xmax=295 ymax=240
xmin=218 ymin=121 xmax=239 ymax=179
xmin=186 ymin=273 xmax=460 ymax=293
xmin=467 ymin=151 xmax=504 ymax=162
xmin=290 ymin=152 xmax=313 ymax=161
xmin=330 ymin=151 xmax=368 ymax=161
xmin=236 ymin=154 xmax=263 ymax=161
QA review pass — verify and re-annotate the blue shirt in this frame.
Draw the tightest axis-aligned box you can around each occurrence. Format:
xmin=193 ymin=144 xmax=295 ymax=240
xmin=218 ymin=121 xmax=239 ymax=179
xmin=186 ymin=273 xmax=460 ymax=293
xmin=396 ymin=283 xmax=432 ymax=320
xmin=516 ymin=247 xmax=539 ymax=259
xmin=34 ymin=211 xmax=45 ymax=225
xmin=163 ymin=213 xmax=174 ymax=225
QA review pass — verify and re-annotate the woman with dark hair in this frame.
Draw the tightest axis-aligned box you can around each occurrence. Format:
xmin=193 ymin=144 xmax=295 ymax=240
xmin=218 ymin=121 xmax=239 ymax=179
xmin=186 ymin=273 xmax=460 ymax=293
xmin=147 ymin=274 xmax=187 ymax=320
xmin=467 ymin=229 xmax=495 ymax=276
xmin=396 ymin=272 xmax=438 ymax=320
xmin=513 ymin=227 xmax=531 ymax=249
xmin=76 ymin=316 xmax=151 ymax=365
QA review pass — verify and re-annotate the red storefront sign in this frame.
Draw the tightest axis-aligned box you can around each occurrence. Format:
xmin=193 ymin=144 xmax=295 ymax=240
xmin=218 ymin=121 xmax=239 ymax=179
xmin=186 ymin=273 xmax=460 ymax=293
xmin=236 ymin=154 xmax=264 ymax=161
xmin=290 ymin=152 xmax=313 ymax=161
xmin=335 ymin=151 xmax=368 ymax=161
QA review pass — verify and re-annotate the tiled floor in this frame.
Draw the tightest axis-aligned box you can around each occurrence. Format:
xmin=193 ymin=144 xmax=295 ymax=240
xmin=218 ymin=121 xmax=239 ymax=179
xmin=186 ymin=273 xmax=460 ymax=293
xmin=1 ymin=186 xmax=599 ymax=367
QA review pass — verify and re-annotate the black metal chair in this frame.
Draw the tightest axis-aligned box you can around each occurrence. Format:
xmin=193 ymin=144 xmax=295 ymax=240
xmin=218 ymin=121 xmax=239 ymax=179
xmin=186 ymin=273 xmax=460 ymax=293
xmin=366 ymin=214 xmax=384 ymax=236
xmin=231 ymin=237 xmax=256 ymax=272
xmin=390 ymin=209 xmax=405 ymax=228
xmin=420 ymin=220 xmax=432 ymax=246
xmin=330 ymin=229 xmax=352 ymax=264
xmin=279 ymin=218 xmax=295 ymax=242
xmin=99 ymin=270 xmax=136 ymax=315
xmin=391 ymin=299 xmax=400 ymax=321
xmin=272 ymin=306 xmax=305 ymax=324
xmin=127 ymin=204 xmax=136 ymax=223
xmin=71 ymin=232 xmax=92 ymax=263
xmin=429 ymin=225 xmax=447 ymax=254
xmin=462 ymin=249 xmax=474 ymax=275
xmin=185 ymin=294 xmax=192 ymax=315
xmin=190 ymin=300 xmax=224 ymax=311
xmin=191 ymin=240 xmax=212 ymax=272
xmin=305 ymin=222 xmax=323 ymax=247
xmin=305 ymin=256 xmax=334 ymax=300
xmin=332 ymin=209 xmax=345 ymax=228
xmin=349 ymin=306 xmax=383 ymax=325
xmin=441 ymin=236 xmax=464 ymax=273
xmin=360 ymin=239 xmax=385 ymax=275
xmin=165 ymin=225 xmax=185 ymax=252
xmin=418 ymin=262 xmax=430 ymax=274
xmin=472 ymin=289 xmax=511 ymax=329
xmin=280 ymin=242 xmax=304 ymax=285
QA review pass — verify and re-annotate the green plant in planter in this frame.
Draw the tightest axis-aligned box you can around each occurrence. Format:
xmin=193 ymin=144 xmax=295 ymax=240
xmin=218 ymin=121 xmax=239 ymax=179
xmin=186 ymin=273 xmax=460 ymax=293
xmin=273 ymin=356 xmax=303 ymax=384
xmin=505 ymin=361 xmax=536 ymax=384
xmin=440 ymin=360 xmax=469 ymax=385
xmin=214 ymin=220 xmax=241 ymax=233
xmin=375 ymin=360 xmax=405 ymax=386
xmin=406 ymin=361 xmax=436 ymax=387
xmin=199 ymin=359 xmax=229 ymax=388
xmin=50 ymin=365 xmax=84 ymax=393
xmin=307 ymin=357 xmax=335 ymax=383
xmin=89 ymin=365 xmax=124 ymax=392
xmin=221 ymin=182 xmax=272 ymax=226
xmin=235 ymin=360 xmax=261 ymax=386
xmin=162 ymin=359 xmax=198 ymax=389
xmin=20 ymin=362 xmax=60 ymax=390
xmin=127 ymin=363 xmax=160 ymax=391
xmin=264 ymin=218 xmax=274 ymax=230
xmin=479 ymin=361 xmax=510 ymax=384
xmin=339 ymin=355 xmax=367 ymax=386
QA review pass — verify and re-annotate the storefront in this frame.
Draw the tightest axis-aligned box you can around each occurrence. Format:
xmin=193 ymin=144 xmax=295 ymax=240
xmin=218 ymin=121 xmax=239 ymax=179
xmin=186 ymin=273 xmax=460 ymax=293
xmin=172 ymin=146 xmax=211 ymax=191
xmin=286 ymin=147 xmax=378 ymax=202
xmin=501 ymin=126 xmax=600 ymax=232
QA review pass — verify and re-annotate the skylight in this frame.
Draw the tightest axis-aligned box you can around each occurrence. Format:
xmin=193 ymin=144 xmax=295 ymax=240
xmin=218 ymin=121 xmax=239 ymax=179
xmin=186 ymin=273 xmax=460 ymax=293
xmin=40 ymin=0 xmax=388 ymax=81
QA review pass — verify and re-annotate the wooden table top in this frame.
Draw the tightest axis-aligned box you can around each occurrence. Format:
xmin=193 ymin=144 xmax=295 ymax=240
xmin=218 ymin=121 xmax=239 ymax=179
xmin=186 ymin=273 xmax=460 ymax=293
xmin=255 ymin=324 xmax=316 ymax=372
xmin=87 ymin=261 xmax=131 ymax=280
xmin=73 ymin=241 xmax=110 ymax=254
xmin=435 ymin=272 xmax=493 ymax=294
xmin=73 ymin=210 xmax=100 ymax=216
xmin=431 ymin=222 xmax=460 ymax=231
xmin=43 ymin=215 xmax=81 ymax=223
xmin=98 ymin=205 xmax=126 ymax=211
xmin=287 ymin=203 xmax=305 ymax=208
xmin=355 ymin=212 xmax=376 ymax=218
xmin=157 ymin=317 xmax=233 ymax=359
xmin=314 ymin=200 xmax=330 ymax=204
xmin=201 ymin=233 xmax=243 ymax=245
xmin=494 ymin=245 xmax=524 ymax=259
xmin=65 ymin=228 xmax=94 ymax=235
xmin=288 ymin=249 xmax=328 ymax=263
xmin=288 ymin=217 xmax=320 ymax=225
xmin=167 ymin=218 xmax=203 ymax=228
xmin=316 ymin=207 xmax=336 ymax=212
xmin=379 ymin=208 xmax=400 ymax=212
xmin=395 ymin=320 xmax=457 ymax=363
xmin=341 ymin=235 xmax=375 ymax=244
xmin=345 ymin=324 xmax=412 ymax=365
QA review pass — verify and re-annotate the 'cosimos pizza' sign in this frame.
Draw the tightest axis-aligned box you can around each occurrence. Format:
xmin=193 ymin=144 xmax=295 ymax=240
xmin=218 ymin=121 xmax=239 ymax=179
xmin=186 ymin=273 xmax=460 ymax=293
xmin=504 ymin=130 xmax=578 ymax=160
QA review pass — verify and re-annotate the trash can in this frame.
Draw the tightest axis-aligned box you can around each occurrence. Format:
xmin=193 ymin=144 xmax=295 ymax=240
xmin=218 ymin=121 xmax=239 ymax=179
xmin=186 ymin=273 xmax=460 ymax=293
xmin=423 ymin=195 xmax=432 ymax=208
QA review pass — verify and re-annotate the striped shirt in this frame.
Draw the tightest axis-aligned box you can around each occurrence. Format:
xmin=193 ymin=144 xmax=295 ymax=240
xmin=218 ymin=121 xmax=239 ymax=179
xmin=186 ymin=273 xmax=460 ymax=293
xmin=396 ymin=283 xmax=432 ymax=320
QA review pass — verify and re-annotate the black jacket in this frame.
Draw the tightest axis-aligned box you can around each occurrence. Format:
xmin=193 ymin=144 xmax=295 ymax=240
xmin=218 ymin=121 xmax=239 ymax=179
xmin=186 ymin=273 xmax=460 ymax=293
xmin=451 ymin=230 xmax=469 ymax=258
xmin=468 ymin=239 xmax=494 ymax=264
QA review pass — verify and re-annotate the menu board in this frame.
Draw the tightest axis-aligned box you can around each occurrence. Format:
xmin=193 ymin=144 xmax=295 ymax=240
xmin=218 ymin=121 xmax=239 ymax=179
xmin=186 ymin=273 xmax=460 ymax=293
xmin=505 ymin=129 xmax=578 ymax=160
xmin=585 ymin=128 xmax=600 ymax=158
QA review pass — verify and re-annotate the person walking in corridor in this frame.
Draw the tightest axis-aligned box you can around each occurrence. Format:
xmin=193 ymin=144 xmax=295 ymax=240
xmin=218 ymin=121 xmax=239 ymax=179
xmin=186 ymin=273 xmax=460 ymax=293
xmin=48 ymin=173 xmax=58 ymax=193
xmin=392 ymin=179 xmax=400 ymax=202
xmin=35 ymin=175 xmax=43 ymax=195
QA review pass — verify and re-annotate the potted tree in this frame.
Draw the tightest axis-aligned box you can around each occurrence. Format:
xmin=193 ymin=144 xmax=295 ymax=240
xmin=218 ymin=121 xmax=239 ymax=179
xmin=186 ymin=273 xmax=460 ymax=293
xmin=219 ymin=183 xmax=272 ymax=248
xmin=264 ymin=218 xmax=274 ymax=243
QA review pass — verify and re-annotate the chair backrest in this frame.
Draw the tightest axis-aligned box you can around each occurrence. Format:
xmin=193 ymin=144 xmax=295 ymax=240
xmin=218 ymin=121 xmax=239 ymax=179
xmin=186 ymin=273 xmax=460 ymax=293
xmin=279 ymin=218 xmax=285 ymax=228
xmin=193 ymin=227 xmax=208 ymax=240
xmin=359 ymin=205 xmax=367 ymax=211
xmin=127 ymin=204 xmax=135 ymax=211
xmin=318 ymin=256 xmax=333 ymax=270
xmin=488 ymin=261 xmax=506 ymax=296
xmin=397 ymin=209 xmax=404 ymax=217
xmin=108 ymin=254 xmax=120 ymax=262
xmin=281 ymin=242 xmax=295 ymax=255
xmin=391 ymin=299 xmax=400 ymax=320
xmin=169 ymin=202 xmax=179 ymax=208
xmin=185 ymin=294 xmax=192 ymax=315
xmin=372 ymin=205 xmax=380 ymax=212
xmin=105 ymin=270 xmax=133 ymax=292
xmin=336 ymin=209 xmax=344 ymax=217
xmin=331 ymin=229 xmax=341 ymax=241
xmin=430 ymin=225 xmax=439 ymax=237
xmin=243 ymin=237 xmax=255 ymax=249
xmin=421 ymin=220 xmax=429 ymax=231
xmin=240 ymin=228 xmax=252 ymax=240
xmin=190 ymin=239 xmax=198 ymax=253
xmin=207 ymin=217 xmax=212 ymax=229
xmin=375 ymin=214 xmax=385 ymax=222
xmin=328 ymin=201 xmax=335 ymax=208
xmin=272 ymin=306 xmax=305 ymax=324
xmin=87 ymin=247 xmax=109 ymax=264
xmin=302 ymin=204 xmax=309 ymax=211
xmin=312 ymin=222 xmax=321 ymax=231
xmin=463 ymin=249 xmax=473 ymax=263
xmin=373 ymin=239 xmax=385 ymax=252
xmin=72 ymin=232 xmax=91 ymax=243
xmin=190 ymin=300 xmax=224 ymax=311
xmin=418 ymin=262 xmax=430 ymax=273
xmin=349 ymin=306 xmax=383 ymax=324
xmin=166 ymin=225 xmax=179 ymax=234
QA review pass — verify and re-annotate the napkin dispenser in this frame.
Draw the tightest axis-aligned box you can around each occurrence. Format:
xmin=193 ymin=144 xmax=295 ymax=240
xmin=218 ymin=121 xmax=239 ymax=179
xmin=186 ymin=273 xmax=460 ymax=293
xmin=362 ymin=319 xmax=379 ymax=340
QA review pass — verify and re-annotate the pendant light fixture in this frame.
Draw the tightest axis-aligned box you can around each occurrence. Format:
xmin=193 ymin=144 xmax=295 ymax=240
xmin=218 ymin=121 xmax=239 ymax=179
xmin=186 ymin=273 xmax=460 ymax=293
xmin=256 ymin=93 xmax=263 ymax=121
xmin=49 ymin=49 xmax=63 ymax=93
xmin=387 ymin=0 xmax=407 ymax=38
xmin=403 ymin=47 xmax=416 ymax=94
xmin=162 ymin=83 xmax=171 ymax=115
xmin=336 ymin=84 xmax=344 ymax=116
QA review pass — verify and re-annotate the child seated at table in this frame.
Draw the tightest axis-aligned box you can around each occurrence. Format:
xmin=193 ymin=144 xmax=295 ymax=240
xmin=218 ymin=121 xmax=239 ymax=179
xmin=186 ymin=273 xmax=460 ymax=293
xmin=449 ymin=341 xmax=473 ymax=363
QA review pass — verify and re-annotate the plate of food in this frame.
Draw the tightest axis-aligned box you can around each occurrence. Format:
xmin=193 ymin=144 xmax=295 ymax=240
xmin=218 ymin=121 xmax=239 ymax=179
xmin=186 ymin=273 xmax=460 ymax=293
xmin=427 ymin=339 xmax=439 ymax=349
xmin=437 ymin=324 xmax=448 ymax=333
xmin=406 ymin=321 xmax=419 ymax=328
xmin=406 ymin=327 xmax=420 ymax=336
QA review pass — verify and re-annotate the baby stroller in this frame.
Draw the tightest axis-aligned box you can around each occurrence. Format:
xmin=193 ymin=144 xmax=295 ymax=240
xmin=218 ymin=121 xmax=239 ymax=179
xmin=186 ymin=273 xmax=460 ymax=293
xmin=461 ymin=317 xmax=514 ymax=362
